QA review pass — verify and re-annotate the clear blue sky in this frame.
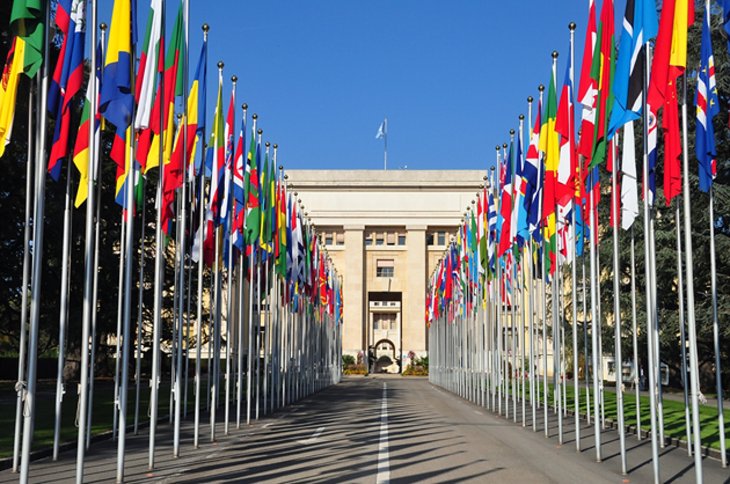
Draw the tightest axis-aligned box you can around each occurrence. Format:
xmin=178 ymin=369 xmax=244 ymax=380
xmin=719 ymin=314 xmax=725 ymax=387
xmin=107 ymin=0 xmax=628 ymax=171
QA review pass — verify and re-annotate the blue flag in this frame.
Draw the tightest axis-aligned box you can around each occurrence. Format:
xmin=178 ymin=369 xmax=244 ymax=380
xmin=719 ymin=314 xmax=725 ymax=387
xmin=695 ymin=6 xmax=719 ymax=193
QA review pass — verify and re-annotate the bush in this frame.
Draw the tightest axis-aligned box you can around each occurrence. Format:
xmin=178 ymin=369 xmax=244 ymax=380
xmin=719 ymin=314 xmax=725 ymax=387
xmin=343 ymin=363 xmax=367 ymax=375
xmin=403 ymin=364 xmax=428 ymax=376
xmin=342 ymin=354 xmax=356 ymax=368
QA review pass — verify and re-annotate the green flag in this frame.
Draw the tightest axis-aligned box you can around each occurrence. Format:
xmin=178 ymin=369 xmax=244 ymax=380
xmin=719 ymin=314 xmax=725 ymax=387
xmin=11 ymin=0 xmax=45 ymax=78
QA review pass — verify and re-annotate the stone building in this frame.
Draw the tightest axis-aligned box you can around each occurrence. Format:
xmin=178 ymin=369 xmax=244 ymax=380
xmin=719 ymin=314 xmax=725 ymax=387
xmin=287 ymin=169 xmax=484 ymax=372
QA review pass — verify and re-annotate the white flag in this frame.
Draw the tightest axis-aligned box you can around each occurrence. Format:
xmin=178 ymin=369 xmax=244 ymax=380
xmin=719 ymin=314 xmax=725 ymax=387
xmin=375 ymin=119 xmax=387 ymax=139
xmin=621 ymin=121 xmax=639 ymax=231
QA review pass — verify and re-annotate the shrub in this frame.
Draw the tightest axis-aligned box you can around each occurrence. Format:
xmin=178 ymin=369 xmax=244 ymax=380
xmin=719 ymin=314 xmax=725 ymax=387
xmin=342 ymin=354 xmax=356 ymax=368
xmin=343 ymin=363 xmax=367 ymax=375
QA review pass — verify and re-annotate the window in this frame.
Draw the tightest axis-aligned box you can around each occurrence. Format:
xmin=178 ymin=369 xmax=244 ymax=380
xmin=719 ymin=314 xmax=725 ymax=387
xmin=336 ymin=232 xmax=345 ymax=245
xmin=365 ymin=234 xmax=373 ymax=246
xmin=375 ymin=233 xmax=385 ymax=246
xmin=386 ymin=233 xmax=396 ymax=246
xmin=398 ymin=234 xmax=406 ymax=245
xmin=437 ymin=231 xmax=446 ymax=246
xmin=325 ymin=234 xmax=334 ymax=246
xmin=376 ymin=259 xmax=394 ymax=278
xmin=426 ymin=233 xmax=434 ymax=245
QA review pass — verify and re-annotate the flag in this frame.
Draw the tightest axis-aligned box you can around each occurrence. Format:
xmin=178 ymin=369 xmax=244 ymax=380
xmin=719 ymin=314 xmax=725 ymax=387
xmin=144 ymin=4 xmax=184 ymax=172
xmin=376 ymin=118 xmax=387 ymax=139
xmin=72 ymin=39 xmax=102 ymax=208
xmin=0 ymin=37 xmax=25 ymax=158
xmin=589 ymin=0 xmax=615 ymax=168
xmin=555 ymin=51 xmax=576 ymax=207
xmin=540 ymin=69 xmax=559 ymax=275
xmin=134 ymin=0 xmax=162 ymax=131
xmin=577 ymin=0 xmax=597 ymax=162
xmin=202 ymin=68 xmax=224 ymax=266
xmin=608 ymin=0 xmax=658 ymax=137
xmin=695 ymin=5 xmax=718 ymax=194
xmin=621 ymin=121 xmax=639 ymax=229
xmin=522 ymin=99 xmax=541 ymax=240
xmin=99 ymin=0 xmax=133 ymax=131
xmin=244 ymin=125 xmax=261 ymax=245
xmin=10 ymin=0 xmax=44 ymax=78
xmin=48 ymin=0 xmax=86 ymax=181
xmin=498 ymin=142 xmax=513 ymax=258
xmin=232 ymin=114 xmax=246 ymax=250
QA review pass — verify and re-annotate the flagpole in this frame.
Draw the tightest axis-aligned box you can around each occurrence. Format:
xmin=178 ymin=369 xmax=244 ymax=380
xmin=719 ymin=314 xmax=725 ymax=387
xmin=72 ymin=2 xmax=96 ymax=481
xmin=19 ymin=0 xmax=51 ymax=478
xmin=236 ymin=103 xmax=248 ymax=428
xmin=87 ymin=99 xmax=104 ymax=448
xmin=384 ymin=117 xmax=387 ymax=170
xmin=641 ymin=43 xmax=660 ymax=484
xmin=52 ymin=157 xmax=74 ymax=461
xmin=707 ymin=182 xmax=727 ymax=467
xmin=610 ymin=136 xmax=627 ymax=474
xmin=112 ymin=213 xmax=126 ymax=442
xmin=518 ymin=114 xmax=527 ymax=428
xmin=246 ymin=117 xmax=258 ymax=426
xmin=629 ymin=226 xmax=640 ymax=440
xmin=589 ymin=159 xmax=600 ymax=461
xmin=567 ymin=21 xmax=581 ymax=452
xmin=674 ymin=201 xmax=692 ymax=455
xmin=173 ymin=0 xmax=191 ymax=456
xmin=149 ymin=0 xmax=168 ymax=466
xmin=193 ymin=23 xmax=209 ymax=448
xmin=12 ymin=83 xmax=34 ymax=474
xmin=680 ymin=69 xmax=704 ymax=484
xmin=134 ymin=181 xmax=146 ymax=435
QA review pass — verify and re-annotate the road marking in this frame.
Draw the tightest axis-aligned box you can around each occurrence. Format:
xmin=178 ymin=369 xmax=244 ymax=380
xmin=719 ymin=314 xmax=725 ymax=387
xmin=262 ymin=422 xmax=273 ymax=428
xmin=297 ymin=426 xmax=325 ymax=445
xmin=377 ymin=382 xmax=390 ymax=483
xmin=473 ymin=410 xmax=483 ymax=415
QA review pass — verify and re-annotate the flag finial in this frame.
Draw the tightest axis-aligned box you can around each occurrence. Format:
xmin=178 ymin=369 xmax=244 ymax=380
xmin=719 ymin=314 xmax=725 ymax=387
xmin=217 ymin=61 xmax=224 ymax=69
xmin=538 ymin=84 xmax=545 ymax=92
xmin=569 ymin=22 xmax=576 ymax=31
xmin=100 ymin=23 xmax=107 ymax=31
xmin=202 ymin=23 xmax=209 ymax=32
xmin=552 ymin=50 xmax=559 ymax=59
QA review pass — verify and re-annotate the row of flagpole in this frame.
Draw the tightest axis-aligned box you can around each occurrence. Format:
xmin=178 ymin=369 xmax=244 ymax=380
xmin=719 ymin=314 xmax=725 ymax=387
xmin=427 ymin=1 xmax=727 ymax=483
xmin=2 ymin=0 xmax=344 ymax=482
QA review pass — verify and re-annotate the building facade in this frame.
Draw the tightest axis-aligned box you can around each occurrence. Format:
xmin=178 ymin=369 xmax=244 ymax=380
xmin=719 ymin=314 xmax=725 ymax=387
xmin=287 ymin=170 xmax=485 ymax=372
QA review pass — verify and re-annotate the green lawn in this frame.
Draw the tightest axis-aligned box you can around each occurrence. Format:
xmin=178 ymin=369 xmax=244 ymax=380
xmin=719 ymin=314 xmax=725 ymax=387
xmin=0 ymin=378 xmax=189 ymax=459
xmin=502 ymin=378 xmax=729 ymax=452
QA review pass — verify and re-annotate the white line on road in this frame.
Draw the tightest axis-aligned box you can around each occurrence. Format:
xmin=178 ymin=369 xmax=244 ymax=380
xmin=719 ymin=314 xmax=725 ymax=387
xmin=376 ymin=382 xmax=390 ymax=483
xmin=297 ymin=426 xmax=325 ymax=445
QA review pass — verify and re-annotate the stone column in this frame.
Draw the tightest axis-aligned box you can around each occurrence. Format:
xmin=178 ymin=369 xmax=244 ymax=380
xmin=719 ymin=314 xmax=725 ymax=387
xmin=343 ymin=225 xmax=365 ymax=358
xmin=404 ymin=225 xmax=427 ymax=358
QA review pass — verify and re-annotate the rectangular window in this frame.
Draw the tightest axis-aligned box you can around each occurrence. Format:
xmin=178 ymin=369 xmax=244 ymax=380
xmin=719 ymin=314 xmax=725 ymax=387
xmin=426 ymin=233 xmax=434 ymax=245
xmin=375 ymin=233 xmax=385 ymax=246
xmin=437 ymin=231 xmax=446 ymax=246
xmin=365 ymin=234 xmax=373 ymax=246
xmin=336 ymin=232 xmax=345 ymax=245
xmin=376 ymin=259 xmax=394 ymax=278
xmin=386 ymin=232 xmax=396 ymax=245
xmin=398 ymin=234 xmax=406 ymax=245
xmin=325 ymin=234 xmax=334 ymax=246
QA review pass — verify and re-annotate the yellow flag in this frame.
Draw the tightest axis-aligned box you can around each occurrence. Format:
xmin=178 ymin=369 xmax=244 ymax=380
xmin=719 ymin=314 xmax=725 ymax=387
xmin=669 ymin=0 xmax=692 ymax=70
xmin=0 ymin=37 xmax=26 ymax=159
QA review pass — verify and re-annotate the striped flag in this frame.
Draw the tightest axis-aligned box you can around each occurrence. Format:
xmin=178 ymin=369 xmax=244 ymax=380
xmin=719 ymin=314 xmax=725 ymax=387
xmin=695 ymin=4 xmax=719 ymax=194
xmin=0 ymin=37 xmax=25 ymax=158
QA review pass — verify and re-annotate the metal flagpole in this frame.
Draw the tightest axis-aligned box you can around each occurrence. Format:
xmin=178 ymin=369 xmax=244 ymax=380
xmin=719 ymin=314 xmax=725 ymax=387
xmin=674 ymin=202 xmax=692 ymax=455
xmin=568 ymin=21 xmax=580 ymax=451
xmin=708 ymin=184 xmax=727 ymax=467
xmin=12 ymin=84 xmax=34 ymax=474
xmin=149 ymin=0 xmax=167 ymax=465
xmin=589 ymin=164 xmax=601 ymax=461
xmin=518 ymin=115 xmax=526 ymax=427
xmin=52 ymin=160 xmax=74 ymax=460
xmin=641 ymin=44 xmax=660 ymax=484
xmin=21 ymin=0 xmax=52 ymax=470
xmin=610 ymin=137 xmax=627 ymax=474
xmin=223 ymin=76 xmax=237 ymax=437
xmin=236 ymin=104 xmax=248 ymax=428
xmin=112 ymin=211 xmax=126 ymax=441
xmin=193 ymin=25 xmax=208 ymax=445
xmin=525 ymin=95 xmax=537 ymax=432
xmin=87 ymin=99 xmax=104 ymax=448
xmin=173 ymin=0 xmax=190 ymax=456
xmin=210 ymin=66 xmax=225 ymax=443
xmin=383 ymin=117 xmax=387 ymax=170
xmin=134 ymin=187 xmax=146 ymax=435
xmin=680 ymin=70 xmax=704 ymax=484
xmin=72 ymin=3 xmax=96 ymax=481
xmin=629 ymin=227 xmax=640 ymax=441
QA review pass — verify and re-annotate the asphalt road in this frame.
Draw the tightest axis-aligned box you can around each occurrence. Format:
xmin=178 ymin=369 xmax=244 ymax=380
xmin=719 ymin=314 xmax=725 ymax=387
xmin=2 ymin=376 xmax=728 ymax=483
